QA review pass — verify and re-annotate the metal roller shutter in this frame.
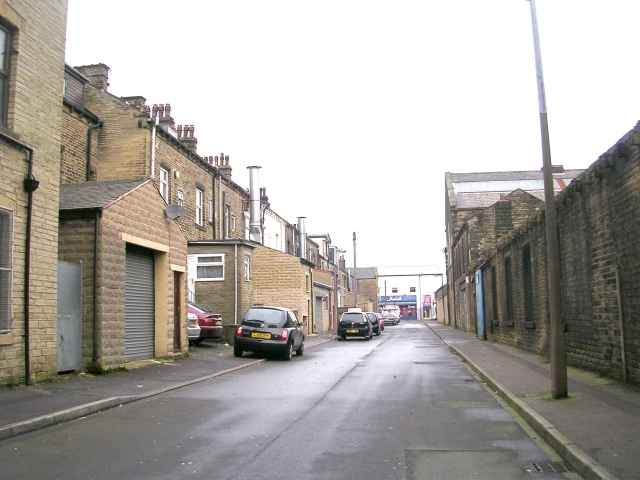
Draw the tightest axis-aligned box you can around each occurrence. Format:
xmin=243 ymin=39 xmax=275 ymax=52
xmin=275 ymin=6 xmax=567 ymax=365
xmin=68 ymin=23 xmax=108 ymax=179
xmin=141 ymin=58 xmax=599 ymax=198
xmin=125 ymin=244 xmax=155 ymax=362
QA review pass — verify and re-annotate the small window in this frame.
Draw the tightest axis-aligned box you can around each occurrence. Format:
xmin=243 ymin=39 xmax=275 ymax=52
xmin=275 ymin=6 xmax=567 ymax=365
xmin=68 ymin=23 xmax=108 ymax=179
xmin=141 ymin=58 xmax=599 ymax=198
xmin=0 ymin=25 xmax=11 ymax=126
xmin=195 ymin=188 xmax=203 ymax=226
xmin=0 ymin=208 xmax=12 ymax=331
xmin=177 ymin=190 xmax=184 ymax=207
xmin=194 ymin=254 xmax=224 ymax=281
xmin=159 ymin=168 xmax=169 ymax=202
xmin=244 ymin=254 xmax=251 ymax=281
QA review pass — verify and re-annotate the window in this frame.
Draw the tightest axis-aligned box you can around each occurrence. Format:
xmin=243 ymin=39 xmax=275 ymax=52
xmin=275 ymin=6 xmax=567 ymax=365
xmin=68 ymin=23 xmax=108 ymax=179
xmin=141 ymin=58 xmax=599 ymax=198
xmin=244 ymin=254 xmax=251 ymax=281
xmin=208 ymin=200 xmax=213 ymax=223
xmin=0 ymin=208 xmax=12 ymax=331
xmin=195 ymin=188 xmax=203 ymax=226
xmin=522 ymin=245 xmax=534 ymax=327
xmin=159 ymin=168 xmax=169 ymax=202
xmin=491 ymin=266 xmax=498 ymax=323
xmin=177 ymin=190 xmax=184 ymax=207
xmin=223 ymin=204 xmax=229 ymax=238
xmin=193 ymin=254 xmax=224 ymax=281
xmin=505 ymin=256 xmax=513 ymax=327
xmin=0 ymin=25 xmax=11 ymax=126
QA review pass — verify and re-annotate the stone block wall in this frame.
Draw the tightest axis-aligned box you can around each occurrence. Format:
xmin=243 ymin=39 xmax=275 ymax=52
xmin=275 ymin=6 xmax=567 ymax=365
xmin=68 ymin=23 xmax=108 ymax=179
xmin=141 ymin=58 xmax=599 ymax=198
xmin=0 ymin=0 xmax=68 ymax=384
xmin=478 ymin=124 xmax=640 ymax=384
xmin=252 ymin=245 xmax=312 ymax=333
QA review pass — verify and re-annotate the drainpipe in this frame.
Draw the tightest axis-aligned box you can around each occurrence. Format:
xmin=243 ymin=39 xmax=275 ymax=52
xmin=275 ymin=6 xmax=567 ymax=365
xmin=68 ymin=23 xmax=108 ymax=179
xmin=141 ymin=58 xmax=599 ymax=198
xmin=93 ymin=209 xmax=100 ymax=361
xmin=211 ymin=166 xmax=218 ymax=239
xmin=0 ymin=132 xmax=38 ymax=385
xmin=150 ymin=117 xmax=158 ymax=178
xmin=234 ymin=243 xmax=238 ymax=324
xmin=86 ymin=119 xmax=103 ymax=181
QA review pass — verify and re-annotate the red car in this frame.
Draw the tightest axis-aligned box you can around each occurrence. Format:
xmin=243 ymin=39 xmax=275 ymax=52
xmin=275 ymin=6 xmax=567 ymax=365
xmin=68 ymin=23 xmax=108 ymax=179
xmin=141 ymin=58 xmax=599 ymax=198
xmin=188 ymin=301 xmax=223 ymax=343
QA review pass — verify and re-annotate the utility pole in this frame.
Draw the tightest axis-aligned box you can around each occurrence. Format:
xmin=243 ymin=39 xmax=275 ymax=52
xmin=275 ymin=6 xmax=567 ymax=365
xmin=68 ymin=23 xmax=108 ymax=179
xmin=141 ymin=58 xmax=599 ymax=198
xmin=526 ymin=0 xmax=567 ymax=399
xmin=353 ymin=232 xmax=357 ymax=308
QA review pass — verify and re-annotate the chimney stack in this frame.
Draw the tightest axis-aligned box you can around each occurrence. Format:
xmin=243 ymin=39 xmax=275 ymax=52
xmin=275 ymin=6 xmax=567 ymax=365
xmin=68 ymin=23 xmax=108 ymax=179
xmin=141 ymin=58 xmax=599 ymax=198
xmin=218 ymin=153 xmax=232 ymax=180
xmin=75 ymin=63 xmax=110 ymax=92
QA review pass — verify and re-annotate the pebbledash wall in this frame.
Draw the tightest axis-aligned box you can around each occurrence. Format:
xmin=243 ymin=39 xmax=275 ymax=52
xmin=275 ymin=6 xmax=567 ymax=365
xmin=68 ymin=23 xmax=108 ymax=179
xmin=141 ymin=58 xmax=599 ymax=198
xmin=478 ymin=122 xmax=640 ymax=385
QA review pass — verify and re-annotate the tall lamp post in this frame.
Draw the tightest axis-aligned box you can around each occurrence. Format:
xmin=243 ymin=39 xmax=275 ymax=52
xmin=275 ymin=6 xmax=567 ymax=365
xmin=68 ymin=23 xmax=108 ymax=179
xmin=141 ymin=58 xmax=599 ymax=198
xmin=526 ymin=0 xmax=567 ymax=399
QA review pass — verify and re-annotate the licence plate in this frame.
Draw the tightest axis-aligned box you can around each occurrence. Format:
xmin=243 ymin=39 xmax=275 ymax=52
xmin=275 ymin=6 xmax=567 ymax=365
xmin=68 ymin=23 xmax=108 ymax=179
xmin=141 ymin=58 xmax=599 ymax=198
xmin=346 ymin=329 xmax=358 ymax=334
xmin=251 ymin=332 xmax=271 ymax=339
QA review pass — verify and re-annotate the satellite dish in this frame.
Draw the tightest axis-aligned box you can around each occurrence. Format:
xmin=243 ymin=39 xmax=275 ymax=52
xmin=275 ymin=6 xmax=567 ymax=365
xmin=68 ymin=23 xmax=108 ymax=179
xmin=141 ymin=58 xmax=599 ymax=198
xmin=165 ymin=204 xmax=185 ymax=220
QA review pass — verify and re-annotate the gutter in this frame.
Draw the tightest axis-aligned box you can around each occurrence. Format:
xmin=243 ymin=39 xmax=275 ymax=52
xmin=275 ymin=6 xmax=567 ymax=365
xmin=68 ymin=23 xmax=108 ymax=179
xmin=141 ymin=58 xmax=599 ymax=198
xmin=0 ymin=131 xmax=38 ymax=385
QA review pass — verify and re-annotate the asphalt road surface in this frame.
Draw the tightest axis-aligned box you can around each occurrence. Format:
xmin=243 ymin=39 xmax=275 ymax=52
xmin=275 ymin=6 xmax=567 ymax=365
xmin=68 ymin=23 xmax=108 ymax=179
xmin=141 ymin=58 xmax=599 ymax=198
xmin=0 ymin=322 xmax=581 ymax=480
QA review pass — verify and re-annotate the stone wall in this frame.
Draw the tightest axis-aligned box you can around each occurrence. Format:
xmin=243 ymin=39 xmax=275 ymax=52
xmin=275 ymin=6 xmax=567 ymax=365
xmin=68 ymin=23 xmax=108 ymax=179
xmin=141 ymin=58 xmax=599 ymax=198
xmin=0 ymin=0 xmax=68 ymax=384
xmin=478 ymin=123 xmax=640 ymax=384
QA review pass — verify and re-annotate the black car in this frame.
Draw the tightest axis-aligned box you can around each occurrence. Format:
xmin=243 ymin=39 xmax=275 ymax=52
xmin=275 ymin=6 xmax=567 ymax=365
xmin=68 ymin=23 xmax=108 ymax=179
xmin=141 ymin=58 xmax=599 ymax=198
xmin=365 ymin=312 xmax=382 ymax=336
xmin=234 ymin=306 xmax=306 ymax=360
xmin=337 ymin=311 xmax=372 ymax=340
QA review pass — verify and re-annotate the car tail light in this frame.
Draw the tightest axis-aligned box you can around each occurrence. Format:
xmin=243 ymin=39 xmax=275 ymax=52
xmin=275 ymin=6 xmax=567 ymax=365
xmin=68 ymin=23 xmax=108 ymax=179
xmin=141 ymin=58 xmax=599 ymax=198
xmin=236 ymin=326 xmax=243 ymax=337
xmin=280 ymin=329 xmax=289 ymax=341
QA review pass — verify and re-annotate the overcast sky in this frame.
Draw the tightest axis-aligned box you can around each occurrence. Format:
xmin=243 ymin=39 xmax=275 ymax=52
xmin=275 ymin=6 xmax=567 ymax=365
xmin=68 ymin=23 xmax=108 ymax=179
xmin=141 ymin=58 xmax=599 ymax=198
xmin=65 ymin=1 xmax=640 ymax=295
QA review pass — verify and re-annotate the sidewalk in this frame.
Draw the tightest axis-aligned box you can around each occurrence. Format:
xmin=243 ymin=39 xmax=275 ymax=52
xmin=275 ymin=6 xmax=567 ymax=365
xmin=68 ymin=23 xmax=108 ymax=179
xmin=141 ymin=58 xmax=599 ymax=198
xmin=0 ymin=333 xmax=334 ymax=442
xmin=425 ymin=321 xmax=639 ymax=480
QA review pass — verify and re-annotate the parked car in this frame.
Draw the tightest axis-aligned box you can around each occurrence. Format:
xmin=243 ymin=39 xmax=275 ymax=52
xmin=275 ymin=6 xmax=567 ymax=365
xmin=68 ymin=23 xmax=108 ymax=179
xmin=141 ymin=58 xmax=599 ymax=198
xmin=187 ymin=312 xmax=201 ymax=345
xmin=188 ymin=301 xmax=223 ymax=343
xmin=381 ymin=312 xmax=398 ymax=326
xmin=365 ymin=312 xmax=382 ymax=336
xmin=234 ymin=306 xmax=306 ymax=360
xmin=337 ymin=311 xmax=372 ymax=340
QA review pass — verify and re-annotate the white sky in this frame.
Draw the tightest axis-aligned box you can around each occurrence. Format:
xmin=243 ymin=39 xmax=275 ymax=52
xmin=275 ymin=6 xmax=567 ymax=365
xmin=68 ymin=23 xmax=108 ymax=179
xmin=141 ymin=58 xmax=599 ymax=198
xmin=65 ymin=1 xmax=640 ymax=296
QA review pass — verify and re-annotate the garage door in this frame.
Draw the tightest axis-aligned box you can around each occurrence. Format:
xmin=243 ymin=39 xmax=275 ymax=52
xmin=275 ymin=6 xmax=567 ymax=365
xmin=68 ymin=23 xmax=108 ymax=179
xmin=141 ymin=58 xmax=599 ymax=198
xmin=125 ymin=244 xmax=155 ymax=362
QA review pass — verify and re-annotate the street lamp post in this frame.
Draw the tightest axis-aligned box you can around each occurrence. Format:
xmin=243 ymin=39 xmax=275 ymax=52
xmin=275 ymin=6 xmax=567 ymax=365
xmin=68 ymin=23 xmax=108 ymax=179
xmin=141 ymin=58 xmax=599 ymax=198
xmin=526 ymin=0 xmax=567 ymax=399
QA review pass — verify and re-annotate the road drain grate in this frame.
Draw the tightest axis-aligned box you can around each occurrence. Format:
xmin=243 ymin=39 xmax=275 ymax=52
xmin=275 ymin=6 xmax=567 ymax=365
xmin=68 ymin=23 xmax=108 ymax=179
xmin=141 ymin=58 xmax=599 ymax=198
xmin=526 ymin=462 xmax=573 ymax=473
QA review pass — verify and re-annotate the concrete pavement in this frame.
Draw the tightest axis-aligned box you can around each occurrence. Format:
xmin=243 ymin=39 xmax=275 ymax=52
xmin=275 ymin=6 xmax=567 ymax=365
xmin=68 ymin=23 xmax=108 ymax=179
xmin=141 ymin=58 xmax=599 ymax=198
xmin=1 ymin=323 xmax=638 ymax=480
xmin=426 ymin=320 xmax=639 ymax=480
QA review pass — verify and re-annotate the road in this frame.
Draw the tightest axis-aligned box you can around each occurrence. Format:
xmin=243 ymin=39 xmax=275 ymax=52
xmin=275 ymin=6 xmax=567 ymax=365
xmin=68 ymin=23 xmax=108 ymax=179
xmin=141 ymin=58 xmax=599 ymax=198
xmin=0 ymin=322 xmax=581 ymax=479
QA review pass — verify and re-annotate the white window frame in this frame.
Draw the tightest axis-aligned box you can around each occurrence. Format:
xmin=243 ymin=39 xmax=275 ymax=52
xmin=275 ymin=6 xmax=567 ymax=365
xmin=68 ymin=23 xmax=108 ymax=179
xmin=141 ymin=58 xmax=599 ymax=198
xmin=0 ymin=208 xmax=12 ymax=332
xmin=159 ymin=168 xmax=169 ymax=202
xmin=195 ymin=188 xmax=203 ymax=226
xmin=192 ymin=254 xmax=225 ymax=281
xmin=244 ymin=254 xmax=251 ymax=281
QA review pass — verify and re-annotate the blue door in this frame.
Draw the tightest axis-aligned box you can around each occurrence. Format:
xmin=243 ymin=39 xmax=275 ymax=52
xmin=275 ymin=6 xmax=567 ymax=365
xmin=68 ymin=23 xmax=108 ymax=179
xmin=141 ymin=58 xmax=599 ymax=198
xmin=475 ymin=269 xmax=486 ymax=340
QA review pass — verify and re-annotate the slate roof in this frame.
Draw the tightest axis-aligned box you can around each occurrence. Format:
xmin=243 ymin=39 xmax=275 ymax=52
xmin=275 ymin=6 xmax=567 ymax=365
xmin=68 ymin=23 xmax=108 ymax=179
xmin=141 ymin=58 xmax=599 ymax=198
xmin=59 ymin=178 xmax=152 ymax=211
xmin=349 ymin=267 xmax=378 ymax=279
xmin=449 ymin=169 xmax=584 ymax=209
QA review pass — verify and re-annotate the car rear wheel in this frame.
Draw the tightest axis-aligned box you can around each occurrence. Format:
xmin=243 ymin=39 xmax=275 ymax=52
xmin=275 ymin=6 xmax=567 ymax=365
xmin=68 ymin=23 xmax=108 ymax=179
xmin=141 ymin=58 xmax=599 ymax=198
xmin=233 ymin=346 xmax=243 ymax=357
xmin=296 ymin=342 xmax=304 ymax=356
xmin=283 ymin=342 xmax=293 ymax=360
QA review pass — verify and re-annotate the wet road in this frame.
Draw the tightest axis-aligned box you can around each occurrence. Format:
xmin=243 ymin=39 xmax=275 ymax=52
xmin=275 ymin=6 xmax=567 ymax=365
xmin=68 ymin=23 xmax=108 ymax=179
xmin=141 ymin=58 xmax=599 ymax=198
xmin=0 ymin=322 xmax=580 ymax=479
